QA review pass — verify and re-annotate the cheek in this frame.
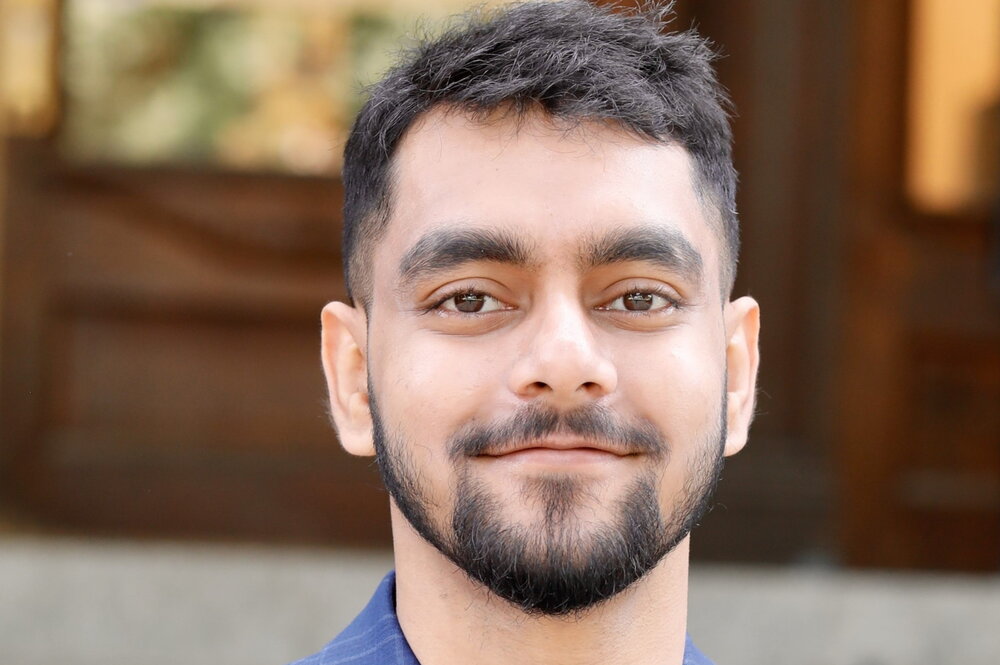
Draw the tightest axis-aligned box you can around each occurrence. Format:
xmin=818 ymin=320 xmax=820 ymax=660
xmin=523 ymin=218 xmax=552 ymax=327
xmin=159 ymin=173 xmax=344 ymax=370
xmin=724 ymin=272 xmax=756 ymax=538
xmin=371 ymin=333 xmax=513 ymax=514
xmin=613 ymin=333 xmax=725 ymax=434
xmin=613 ymin=339 xmax=725 ymax=510
xmin=370 ymin=330 xmax=506 ymax=442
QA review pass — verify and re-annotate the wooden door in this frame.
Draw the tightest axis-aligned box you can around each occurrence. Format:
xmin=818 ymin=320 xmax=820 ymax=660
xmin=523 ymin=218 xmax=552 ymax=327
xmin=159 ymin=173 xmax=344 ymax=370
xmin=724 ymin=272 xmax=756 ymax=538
xmin=2 ymin=0 xmax=996 ymax=569
xmin=0 ymin=137 xmax=390 ymax=545
xmin=837 ymin=0 xmax=1000 ymax=570
xmin=680 ymin=0 xmax=1000 ymax=570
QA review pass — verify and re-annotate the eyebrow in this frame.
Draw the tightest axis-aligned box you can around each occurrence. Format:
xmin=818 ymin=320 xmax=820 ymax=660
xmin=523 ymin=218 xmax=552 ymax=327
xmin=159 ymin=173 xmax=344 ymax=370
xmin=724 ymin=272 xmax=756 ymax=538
xmin=397 ymin=226 xmax=536 ymax=284
xmin=580 ymin=225 xmax=704 ymax=285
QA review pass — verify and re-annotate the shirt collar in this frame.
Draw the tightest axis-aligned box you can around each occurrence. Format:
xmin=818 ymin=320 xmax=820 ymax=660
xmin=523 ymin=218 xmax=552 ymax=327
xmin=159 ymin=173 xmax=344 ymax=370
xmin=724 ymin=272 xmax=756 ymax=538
xmin=295 ymin=571 xmax=714 ymax=665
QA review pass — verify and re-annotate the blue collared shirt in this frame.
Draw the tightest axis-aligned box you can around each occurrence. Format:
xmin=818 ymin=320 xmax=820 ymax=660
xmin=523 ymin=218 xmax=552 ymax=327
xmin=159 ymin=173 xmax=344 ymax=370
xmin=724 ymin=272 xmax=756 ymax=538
xmin=289 ymin=571 xmax=715 ymax=665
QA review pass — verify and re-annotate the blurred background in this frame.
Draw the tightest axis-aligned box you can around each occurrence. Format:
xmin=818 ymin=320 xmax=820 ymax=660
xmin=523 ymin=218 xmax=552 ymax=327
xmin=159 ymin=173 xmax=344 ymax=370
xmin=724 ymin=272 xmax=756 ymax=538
xmin=0 ymin=0 xmax=998 ymax=663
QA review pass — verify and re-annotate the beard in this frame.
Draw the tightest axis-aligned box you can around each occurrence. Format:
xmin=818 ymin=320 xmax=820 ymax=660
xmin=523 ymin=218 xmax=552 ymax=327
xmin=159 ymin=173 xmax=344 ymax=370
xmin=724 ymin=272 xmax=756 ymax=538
xmin=370 ymin=391 xmax=726 ymax=617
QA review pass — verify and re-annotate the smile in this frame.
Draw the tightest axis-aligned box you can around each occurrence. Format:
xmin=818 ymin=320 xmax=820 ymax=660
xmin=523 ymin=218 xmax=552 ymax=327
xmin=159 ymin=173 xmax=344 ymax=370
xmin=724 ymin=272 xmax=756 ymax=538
xmin=479 ymin=441 xmax=635 ymax=467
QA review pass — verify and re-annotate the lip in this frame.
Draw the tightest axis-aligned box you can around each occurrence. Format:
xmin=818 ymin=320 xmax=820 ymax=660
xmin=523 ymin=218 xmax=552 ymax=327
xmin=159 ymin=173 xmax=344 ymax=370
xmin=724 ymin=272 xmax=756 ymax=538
xmin=493 ymin=447 xmax=624 ymax=464
xmin=479 ymin=438 xmax=634 ymax=460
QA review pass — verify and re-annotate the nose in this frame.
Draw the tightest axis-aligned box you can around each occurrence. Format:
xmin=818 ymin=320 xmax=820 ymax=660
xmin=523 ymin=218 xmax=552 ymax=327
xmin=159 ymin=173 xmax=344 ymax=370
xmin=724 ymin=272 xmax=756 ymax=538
xmin=508 ymin=296 xmax=618 ymax=406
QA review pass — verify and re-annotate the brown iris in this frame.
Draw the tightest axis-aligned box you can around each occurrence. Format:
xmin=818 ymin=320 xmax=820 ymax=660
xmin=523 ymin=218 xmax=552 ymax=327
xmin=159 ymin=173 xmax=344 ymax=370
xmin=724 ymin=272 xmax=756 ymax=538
xmin=623 ymin=292 xmax=654 ymax=311
xmin=454 ymin=293 xmax=486 ymax=312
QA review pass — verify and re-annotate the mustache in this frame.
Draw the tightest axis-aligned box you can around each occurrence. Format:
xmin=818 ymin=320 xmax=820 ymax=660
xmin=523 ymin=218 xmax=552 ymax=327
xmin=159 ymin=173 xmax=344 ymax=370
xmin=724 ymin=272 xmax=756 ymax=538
xmin=447 ymin=403 xmax=667 ymax=460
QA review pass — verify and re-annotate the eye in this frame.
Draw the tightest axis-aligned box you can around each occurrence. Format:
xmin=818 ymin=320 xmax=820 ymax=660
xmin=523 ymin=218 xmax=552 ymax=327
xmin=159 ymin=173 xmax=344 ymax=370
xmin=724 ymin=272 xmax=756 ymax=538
xmin=600 ymin=290 xmax=676 ymax=313
xmin=437 ymin=291 xmax=509 ymax=314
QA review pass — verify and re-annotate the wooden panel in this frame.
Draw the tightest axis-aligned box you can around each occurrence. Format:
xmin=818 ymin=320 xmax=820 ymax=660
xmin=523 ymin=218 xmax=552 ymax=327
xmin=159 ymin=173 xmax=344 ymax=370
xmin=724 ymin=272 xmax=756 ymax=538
xmin=0 ymin=137 xmax=390 ymax=545
xmin=51 ymin=316 xmax=330 ymax=454
xmin=837 ymin=0 xmax=1000 ymax=571
xmin=683 ymin=0 xmax=850 ymax=564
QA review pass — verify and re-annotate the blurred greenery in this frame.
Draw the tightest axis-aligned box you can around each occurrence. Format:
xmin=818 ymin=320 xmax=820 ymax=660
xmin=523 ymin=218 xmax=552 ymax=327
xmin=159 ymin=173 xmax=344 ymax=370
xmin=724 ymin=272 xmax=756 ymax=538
xmin=60 ymin=1 xmax=418 ymax=174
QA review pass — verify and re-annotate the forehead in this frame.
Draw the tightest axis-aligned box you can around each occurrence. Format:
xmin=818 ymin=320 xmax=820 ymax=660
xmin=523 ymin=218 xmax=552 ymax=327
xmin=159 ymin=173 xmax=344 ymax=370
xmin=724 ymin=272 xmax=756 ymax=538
xmin=376 ymin=108 xmax=722 ymax=286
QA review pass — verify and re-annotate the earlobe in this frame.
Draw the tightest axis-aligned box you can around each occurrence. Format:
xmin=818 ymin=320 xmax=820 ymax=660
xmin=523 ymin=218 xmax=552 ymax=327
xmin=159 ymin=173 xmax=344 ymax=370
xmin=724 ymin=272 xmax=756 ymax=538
xmin=321 ymin=301 xmax=376 ymax=457
xmin=723 ymin=296 xmax=760 ymax=457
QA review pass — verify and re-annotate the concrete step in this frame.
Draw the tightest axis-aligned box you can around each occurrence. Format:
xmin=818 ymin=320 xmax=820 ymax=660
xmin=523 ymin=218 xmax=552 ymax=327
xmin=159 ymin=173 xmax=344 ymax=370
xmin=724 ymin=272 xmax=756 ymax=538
xmin=1 ymin=536 xmax=998 ymax=665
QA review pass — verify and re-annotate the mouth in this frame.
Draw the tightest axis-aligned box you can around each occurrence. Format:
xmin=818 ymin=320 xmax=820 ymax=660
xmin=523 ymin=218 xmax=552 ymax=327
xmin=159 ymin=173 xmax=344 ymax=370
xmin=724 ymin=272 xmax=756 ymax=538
xmin=478 ymin=438 xmax=636 ymax=461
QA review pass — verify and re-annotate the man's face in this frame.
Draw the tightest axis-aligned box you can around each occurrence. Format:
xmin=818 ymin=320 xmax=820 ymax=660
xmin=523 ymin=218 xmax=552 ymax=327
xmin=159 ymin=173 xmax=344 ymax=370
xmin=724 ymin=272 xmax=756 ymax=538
xmin=328 ymin=108 xmax=757 ymax=615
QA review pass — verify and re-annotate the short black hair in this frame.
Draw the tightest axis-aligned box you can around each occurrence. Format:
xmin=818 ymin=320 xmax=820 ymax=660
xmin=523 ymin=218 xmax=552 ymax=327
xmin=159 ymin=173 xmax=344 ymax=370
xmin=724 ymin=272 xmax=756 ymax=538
xmin=342 ymin=0 xmax=738 ymax=306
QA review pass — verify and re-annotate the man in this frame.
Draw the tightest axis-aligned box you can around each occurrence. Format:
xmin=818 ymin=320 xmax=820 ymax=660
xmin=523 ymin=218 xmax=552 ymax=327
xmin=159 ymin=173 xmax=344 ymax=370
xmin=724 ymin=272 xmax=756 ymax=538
xmin=295 ymin=1 xmax=759 ymax=663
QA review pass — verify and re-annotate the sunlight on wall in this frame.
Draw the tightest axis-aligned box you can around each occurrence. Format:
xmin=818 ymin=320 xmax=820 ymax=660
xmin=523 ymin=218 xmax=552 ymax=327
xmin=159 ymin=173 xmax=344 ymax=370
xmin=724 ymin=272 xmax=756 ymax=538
xmin=0 ymin=0 xmax=59 ymax=136
xmin=907 ymin=0 xmax=1000 ymax=214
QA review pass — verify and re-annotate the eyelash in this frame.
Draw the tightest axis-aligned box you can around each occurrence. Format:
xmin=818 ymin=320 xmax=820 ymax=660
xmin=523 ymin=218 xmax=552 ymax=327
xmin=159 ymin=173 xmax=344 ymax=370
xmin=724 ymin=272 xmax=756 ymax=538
xmin=425 ymin=285 xmax=682 ymax=315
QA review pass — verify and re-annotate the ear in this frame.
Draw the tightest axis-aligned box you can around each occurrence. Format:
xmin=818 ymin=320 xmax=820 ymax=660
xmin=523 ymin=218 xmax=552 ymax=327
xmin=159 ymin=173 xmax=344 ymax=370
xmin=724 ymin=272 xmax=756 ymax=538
xmin=723 ymin=296 xmax=760 ymax=457
xmin=321 ymin=301 xmax=375 ymax=457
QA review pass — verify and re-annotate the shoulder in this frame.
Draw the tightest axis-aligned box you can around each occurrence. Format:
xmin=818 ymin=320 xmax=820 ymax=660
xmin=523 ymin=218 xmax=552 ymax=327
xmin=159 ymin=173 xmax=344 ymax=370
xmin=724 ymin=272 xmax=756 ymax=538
xmin=683 ymin=635 xmax=716 ymax=665
xmin=286 ymin=572 xmax=419 ymax=665
xmin=287 ymin=613 xmax=403 ymax=665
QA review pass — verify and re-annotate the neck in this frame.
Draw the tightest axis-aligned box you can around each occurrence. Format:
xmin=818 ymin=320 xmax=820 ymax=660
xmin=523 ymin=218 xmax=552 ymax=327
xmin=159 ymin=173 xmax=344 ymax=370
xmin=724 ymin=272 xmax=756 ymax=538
xmin=390 ymin=506 xmax=691 ymax=665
